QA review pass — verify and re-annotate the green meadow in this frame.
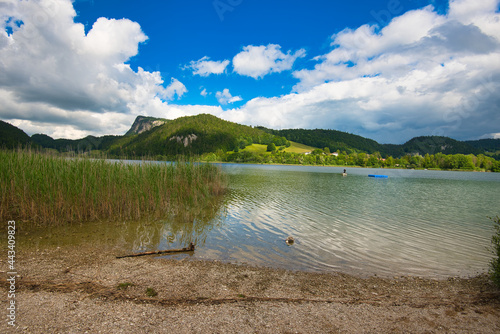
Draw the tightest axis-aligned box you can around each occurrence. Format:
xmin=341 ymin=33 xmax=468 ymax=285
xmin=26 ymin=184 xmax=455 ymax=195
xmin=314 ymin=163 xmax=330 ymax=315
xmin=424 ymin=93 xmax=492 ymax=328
xmin=0 ymin=149 xmax=226 ymax=227
xmin=284 ymin=141 xmax=317 ymax=153
xmin=241 ymin=141 xmax=316 ymax=154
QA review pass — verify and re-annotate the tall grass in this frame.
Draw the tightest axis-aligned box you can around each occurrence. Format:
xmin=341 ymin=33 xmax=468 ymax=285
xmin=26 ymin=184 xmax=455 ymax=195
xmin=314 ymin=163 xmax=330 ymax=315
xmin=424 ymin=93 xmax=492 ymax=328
xmin=0 ymin=149 xmax=226 ymax=227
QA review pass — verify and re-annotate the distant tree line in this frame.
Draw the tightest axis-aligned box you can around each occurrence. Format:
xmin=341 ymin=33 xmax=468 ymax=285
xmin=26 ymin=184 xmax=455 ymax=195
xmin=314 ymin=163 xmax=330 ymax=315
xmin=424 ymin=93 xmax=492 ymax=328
xmin=203 ymin=149 xmax=500 ymax=172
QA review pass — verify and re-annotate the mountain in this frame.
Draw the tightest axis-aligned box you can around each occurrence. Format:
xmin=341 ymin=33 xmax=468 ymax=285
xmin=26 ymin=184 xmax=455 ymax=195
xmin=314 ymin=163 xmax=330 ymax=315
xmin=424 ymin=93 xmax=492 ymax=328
xmin=0 ymin=120 xmax=33 ymax=148
xmin=109 ymin=114 xmax=276 ymax=157
xmin=125 ymin=116 xmax=168 ymax=136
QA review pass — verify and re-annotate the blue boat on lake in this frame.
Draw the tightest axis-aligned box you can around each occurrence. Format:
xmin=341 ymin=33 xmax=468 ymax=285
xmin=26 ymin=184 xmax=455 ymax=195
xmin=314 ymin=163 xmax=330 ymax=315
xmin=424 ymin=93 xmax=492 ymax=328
xmin=368 ymin=174 xmax=388 ymax=178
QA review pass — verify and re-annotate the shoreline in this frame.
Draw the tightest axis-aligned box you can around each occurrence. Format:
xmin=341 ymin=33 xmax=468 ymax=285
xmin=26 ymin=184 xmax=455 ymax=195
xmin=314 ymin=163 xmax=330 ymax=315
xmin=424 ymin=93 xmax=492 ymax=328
xmin=206 ymin=160 xmax=494 ymax=173
xmin=4 ymin=246 xmax=500 ymax=333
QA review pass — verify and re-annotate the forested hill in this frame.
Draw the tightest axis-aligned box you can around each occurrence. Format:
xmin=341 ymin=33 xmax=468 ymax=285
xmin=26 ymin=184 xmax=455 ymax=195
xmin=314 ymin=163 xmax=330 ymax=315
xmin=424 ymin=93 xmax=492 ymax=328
xmin=0 ymin=120 xmax=33 ymax=148
xmin=383 ymin=136 xmax=485 ymax=157
xmin=257 ymin=127 xmax=383 ymax=154
xmin=256 ymin=127 xmax=496 ymax=157
xmin=108 ymin=114 xmax=278 ymax=157
xmin=465 ymin=138 xmax=500 ymax=153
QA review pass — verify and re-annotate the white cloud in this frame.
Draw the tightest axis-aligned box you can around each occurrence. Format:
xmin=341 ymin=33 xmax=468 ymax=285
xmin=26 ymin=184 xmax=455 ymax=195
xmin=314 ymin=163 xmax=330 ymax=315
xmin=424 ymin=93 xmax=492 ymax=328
xmin=163 ymin=78 xmax=187 ymax=101
xmin=82 ymin=17 xmax=147 ymax=61
xmin=0 ymin=0 xmax=186 ymax=138
xmin=284 ymin=0 xmax=500 ymax=142
xmin=448 ymin=0 xmax=499 ymax=22
xmin=187 ymin=56 xmax=229 ymax=76
xmin=216 ymin=88 xmax=242 ymax=105
xmin=200 ymin=88 xmax=208 ymax=97
xmin=232 ymin=44 xmax=306 ymax=79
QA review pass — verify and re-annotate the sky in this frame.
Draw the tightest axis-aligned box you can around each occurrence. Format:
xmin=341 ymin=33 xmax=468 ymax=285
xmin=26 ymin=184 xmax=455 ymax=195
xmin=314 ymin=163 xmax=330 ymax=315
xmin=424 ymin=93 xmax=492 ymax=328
xmin=0 ymin=0 xmax=499 ymax=144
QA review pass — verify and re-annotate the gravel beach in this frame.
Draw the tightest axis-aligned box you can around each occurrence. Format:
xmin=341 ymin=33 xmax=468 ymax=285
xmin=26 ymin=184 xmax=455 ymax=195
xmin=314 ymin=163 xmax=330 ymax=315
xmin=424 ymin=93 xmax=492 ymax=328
xmin=2 ymin=245 xmax=499 ymax=333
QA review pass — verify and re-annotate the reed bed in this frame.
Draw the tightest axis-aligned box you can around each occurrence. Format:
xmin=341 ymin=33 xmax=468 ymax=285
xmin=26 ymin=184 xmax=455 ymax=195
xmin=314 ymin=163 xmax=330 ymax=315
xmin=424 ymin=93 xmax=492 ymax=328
xmin=0 ymin=149 xmax=227 ymax=227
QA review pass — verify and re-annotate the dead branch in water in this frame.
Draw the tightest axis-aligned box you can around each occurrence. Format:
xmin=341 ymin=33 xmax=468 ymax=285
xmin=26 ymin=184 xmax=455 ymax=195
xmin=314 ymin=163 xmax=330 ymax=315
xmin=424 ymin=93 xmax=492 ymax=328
xmin=116 ymin=242 xmax=195 ymax=259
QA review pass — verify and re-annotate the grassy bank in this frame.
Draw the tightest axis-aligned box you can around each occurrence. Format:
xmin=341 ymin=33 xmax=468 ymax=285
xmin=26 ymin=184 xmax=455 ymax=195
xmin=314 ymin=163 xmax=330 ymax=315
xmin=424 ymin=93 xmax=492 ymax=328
xmin=0 ymin=149 xmax=226 ymax=227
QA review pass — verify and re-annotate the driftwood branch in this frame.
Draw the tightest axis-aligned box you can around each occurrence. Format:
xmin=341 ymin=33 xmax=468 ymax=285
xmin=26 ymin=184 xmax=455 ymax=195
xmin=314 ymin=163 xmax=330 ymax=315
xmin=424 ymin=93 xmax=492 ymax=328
xmin=116 ymin=242 xmax=195 ymax=259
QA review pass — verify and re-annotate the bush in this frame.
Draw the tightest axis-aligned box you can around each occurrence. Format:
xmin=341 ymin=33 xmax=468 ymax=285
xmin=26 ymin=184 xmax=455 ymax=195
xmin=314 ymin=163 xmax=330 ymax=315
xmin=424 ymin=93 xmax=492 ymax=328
xmin=490 ymin=216 xmax=500 ymax=288
xmin=267 ymin=143 xmax=276 ymax=152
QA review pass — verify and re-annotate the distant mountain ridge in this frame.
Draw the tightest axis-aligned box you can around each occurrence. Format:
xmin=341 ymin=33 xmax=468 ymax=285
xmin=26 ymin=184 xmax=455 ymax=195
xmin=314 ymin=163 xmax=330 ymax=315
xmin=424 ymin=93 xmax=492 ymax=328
xmin=1 ymin=115 xmax=499 ymax=159
xmin=31 ymin=133 xmax=120 ymax=152
xmin=465 ymin=138 xmax=500 ymax=153
xmin=257 ymin=127 xmax=497 ymax=157
xmin=384 ymin=136 xmax=485 ymax=157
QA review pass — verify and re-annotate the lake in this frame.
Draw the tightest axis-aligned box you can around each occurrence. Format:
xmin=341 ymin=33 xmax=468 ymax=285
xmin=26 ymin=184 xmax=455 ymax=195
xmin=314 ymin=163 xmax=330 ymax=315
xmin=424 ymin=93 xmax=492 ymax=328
xmin=203 ymin=164 xmax=500 ymax=277
xmin=26 ymin=163 xmax=500 ymax=278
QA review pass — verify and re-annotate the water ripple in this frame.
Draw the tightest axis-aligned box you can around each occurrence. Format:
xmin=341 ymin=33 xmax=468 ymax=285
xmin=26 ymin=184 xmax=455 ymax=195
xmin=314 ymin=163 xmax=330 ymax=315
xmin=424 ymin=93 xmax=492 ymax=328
xmin=195 ymin=166 xmax=499 ymax=278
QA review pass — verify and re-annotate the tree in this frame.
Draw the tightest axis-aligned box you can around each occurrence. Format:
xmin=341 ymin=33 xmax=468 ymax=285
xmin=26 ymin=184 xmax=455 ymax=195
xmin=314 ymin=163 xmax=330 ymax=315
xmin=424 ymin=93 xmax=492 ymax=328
xmin=356 ymin=152 xmax=367 ymax=167
xmin=367 ymin=155 xmax=379 ymax=167
xmin=267 ymin=143 xmax=276 ymax=152
xmin=385 ymin=156 xmax=395 ymax=167
xmin=492 ymin=161 xmax=500 ymax=173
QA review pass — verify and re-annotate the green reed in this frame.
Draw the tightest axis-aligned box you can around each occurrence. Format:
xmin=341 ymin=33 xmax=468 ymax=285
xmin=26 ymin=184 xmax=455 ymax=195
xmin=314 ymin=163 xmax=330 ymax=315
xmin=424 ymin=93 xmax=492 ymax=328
xmin=0 ymin=149 xmax=227 ymax=227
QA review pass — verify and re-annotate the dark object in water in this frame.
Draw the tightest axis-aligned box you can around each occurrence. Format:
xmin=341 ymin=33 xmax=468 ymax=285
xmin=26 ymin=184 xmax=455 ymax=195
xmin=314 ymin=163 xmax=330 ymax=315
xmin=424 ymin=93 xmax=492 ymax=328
xmin=116 ymin=242 xmax=195 ymax=258
xmin=368 ymin=174 xmax=388 ymax=178
xmin=286 ymin=236 xmax=295 ymax=245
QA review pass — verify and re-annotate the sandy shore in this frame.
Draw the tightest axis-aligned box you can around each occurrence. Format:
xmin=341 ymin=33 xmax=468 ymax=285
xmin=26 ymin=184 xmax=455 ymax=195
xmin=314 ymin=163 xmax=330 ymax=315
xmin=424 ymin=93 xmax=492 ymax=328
xmin=2 ymin=245 xmax=499 ymax=333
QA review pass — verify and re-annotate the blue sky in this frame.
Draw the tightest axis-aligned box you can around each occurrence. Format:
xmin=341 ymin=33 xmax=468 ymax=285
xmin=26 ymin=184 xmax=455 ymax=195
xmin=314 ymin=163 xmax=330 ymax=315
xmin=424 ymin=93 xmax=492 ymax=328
xmin=1 ymin=0 xmax=499 ymax=143
xmin=73 ymin=0 xmax=449 ymax=108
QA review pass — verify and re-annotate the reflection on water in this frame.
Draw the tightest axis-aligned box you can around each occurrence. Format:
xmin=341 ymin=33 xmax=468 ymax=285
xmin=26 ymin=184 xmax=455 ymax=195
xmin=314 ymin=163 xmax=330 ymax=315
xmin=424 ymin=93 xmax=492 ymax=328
xmin=20 ymin=194 xmax=226 ymax=256
xmin=20 ymin=163 xmax=500 ymax=278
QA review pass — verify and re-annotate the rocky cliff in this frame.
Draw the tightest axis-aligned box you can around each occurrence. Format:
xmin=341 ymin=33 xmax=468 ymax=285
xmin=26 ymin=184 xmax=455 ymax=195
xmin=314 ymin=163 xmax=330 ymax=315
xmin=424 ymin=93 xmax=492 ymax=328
xmin=125 ymin=116 xmax=168 ymax=136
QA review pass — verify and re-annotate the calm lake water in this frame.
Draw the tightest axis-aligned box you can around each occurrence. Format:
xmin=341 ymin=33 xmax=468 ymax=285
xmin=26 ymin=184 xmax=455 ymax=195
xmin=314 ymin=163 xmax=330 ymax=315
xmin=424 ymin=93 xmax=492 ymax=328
xmin=25 ymin=163 xmax=500 ymax=278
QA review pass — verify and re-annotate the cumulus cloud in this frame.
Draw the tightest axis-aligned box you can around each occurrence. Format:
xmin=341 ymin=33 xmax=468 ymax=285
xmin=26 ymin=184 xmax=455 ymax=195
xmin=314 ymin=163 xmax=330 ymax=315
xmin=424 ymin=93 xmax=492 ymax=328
xmin=163 ymin=78 xmax=187 ymax=101
xmin=216 ymin=88 xmax=242 ymax=105
xmin=0 ymin=0 xmax=186 ymax=138
xmin=285 ymin=1 xmax=500 ymax=142
xmin=187 ymin=56 xmax=230 ymax=76
xmin=232 ymin=44 xmax=306 ymax=79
